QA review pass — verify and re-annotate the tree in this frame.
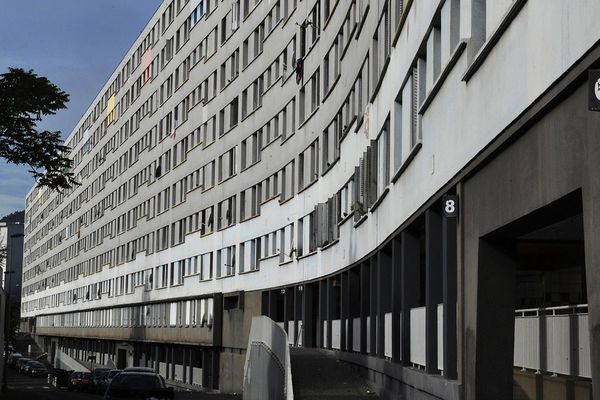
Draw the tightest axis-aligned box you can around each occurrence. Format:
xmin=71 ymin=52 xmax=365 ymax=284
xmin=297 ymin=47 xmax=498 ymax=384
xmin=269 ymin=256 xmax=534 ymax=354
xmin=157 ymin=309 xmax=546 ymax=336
xmin=0 ymin=67 xmax=77 ymax=190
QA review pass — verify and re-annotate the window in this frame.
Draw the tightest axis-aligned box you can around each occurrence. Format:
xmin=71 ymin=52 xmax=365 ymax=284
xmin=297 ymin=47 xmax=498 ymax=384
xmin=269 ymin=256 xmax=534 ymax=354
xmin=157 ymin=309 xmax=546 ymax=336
xmin=218 ymin=146 xmax=237 ymax=182
xmin=217 ymin=245 xmax=236 ymax=277
xmin=469 ymin=0 xmax=486 ymax=60
xmin=393 ymin=92 xmax=402 ymax=172
xmin=376 ymin=121 xmax=390 ymax=196
xmin=218 ymin=196 xmax=236 ymax=230
xmin=232 ymin=0 xmax=240 ymax=30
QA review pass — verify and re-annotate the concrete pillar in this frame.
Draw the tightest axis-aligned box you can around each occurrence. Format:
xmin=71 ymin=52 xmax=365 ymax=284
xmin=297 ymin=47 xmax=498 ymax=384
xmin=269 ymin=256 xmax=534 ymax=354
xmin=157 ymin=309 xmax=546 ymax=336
xmin=426 ymin=210 xmax=443 ymax=374
xmin=294 ymin=286 xmax=303 ymax=346
xmin=326 ymin=278 xmax=335 ymax=349
xmin=212 ymin=350 xmax=220 ymax=390
xmin=284 ymin=287 xmax=294 ymax=336
xmin=182 ymin=347 xmax=187 ymax=383
xmin=268 ymin=290 xmax=278 ymax=321
xmin=369 ymin=255 xmax=378 ymax=355
xmin=302 ymin=284 xmax=314 ymax=347
xmin=473 ymin=239 xmax=516 ymax=400
xmin=360 ymin=262 xmax=370 ymax=354
xmin=401 ymin=230 xmax=420 ymax=365
xmin=318 ymin=280 xmax=327 ymax=348
xmin=261 ymin=291 xmax=269 ymax=316
xmin=378 ymin=249 xmax=392 ymax=358
xmin=341 ymin=272 xmax=349 ymax=351
xmin=391 ymin=237 xmax=402 ymax=363
xmin=202 ymin=350 xmax=210 ymax=388
xmin=348 ymin=267 xmax=360 ymax=353
xmin=442 ymin=215 xmax=458 ymax=379
xmin=170 ymin=346 xmax=175 ymax=380
xmin=583 ymin=174 xmax=600 ymax=400
xmin=189 ymin=349 xmax=195 ymax=385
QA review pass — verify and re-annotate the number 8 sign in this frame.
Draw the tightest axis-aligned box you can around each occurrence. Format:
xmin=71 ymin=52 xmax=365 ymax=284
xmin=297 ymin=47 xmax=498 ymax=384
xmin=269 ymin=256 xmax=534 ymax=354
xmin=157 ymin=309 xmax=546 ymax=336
xmin=443 ymin=195 xmax=459 ymax=218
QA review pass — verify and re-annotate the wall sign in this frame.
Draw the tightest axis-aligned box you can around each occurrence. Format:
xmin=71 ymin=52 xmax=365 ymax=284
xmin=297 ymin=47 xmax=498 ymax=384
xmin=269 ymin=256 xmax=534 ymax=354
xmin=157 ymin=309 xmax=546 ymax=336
xmin=443 ymin=195 xmax=459 ymax=218
xmin=589 ymin=69 xmax=600 ymax=111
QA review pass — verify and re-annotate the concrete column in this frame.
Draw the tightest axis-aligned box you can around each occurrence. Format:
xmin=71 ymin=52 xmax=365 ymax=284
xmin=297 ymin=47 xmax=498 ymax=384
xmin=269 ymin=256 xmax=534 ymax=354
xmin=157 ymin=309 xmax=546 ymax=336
xmin=442 ymin=215 xmax=458 ymax=379
xmin=378 ymin=249 xmax=392 ymax=358
xmin=360 ymin=262 xmax=370 ymax=354
xmin=202 ymin=350 xmax=210 ymax=388
xmin=348 ymin=267 xmax=360 ymax=353
xmin=268 ymin=290 xmax=278 ymax=321
xmin=213 ymin=293 xmax=223 ymax=348
xmin=302 ymin=284 xmax=314 ymax=347
xmin=182 ymin=347 xmax=187 ymax=383
xmin=170 ymin=346 xmax=175 ymax=380
xmin=261 ymin=291 xmax=269 ymax=316
xmin=294 ymin=286 xmax=303 ymax=346
xmin=583 ymin=176 xmax=600 ymax=400
xmin=284 ymin=287 xmax=294 ymax=336
xmin=426 ymin=210 xmax=443 ymax=374
xmin=211 ymin=350 xmax=220 ymax=390
xmin=369 ymin=255 xmax=378 ymax=355
xmin=326 ymin=278 xmax=335 ymax=349
xmin=473 ymin=239 xmax=516 ymax=400
xmin=189 ymin=349 xmax=195 ymax=385
xmin=340 ymin=272 xmax=349 ymax=351
xmin=318 ymin=280 xmax=327 ymax=348
xmin=391 ymin=237 xmax=402 ymax=362
xmin=401 ymin=230 xmax=420 ymax=365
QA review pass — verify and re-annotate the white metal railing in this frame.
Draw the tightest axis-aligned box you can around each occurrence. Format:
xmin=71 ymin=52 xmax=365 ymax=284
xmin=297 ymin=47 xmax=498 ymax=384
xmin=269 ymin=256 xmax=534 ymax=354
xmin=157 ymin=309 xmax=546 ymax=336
xmin=352 ymin=317 xmax=361 ymax=352
xmin=408 ymin=304 xmax=444 ymax=369
xmin=384 ymin=312 xmax=392 ymax=358
xmin=331 ymin=319 xmax=341 ymax=350
xmin=514 ymin=304 xmax=590 ymax=379
xmin=410 ymin=306 xmax=426 ymax=366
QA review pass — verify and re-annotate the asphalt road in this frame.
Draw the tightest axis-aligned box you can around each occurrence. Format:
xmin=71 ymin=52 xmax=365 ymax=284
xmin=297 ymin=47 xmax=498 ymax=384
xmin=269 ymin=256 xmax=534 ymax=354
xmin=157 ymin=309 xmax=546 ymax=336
xmin=2 ymin=367 xmax=241 ymax=400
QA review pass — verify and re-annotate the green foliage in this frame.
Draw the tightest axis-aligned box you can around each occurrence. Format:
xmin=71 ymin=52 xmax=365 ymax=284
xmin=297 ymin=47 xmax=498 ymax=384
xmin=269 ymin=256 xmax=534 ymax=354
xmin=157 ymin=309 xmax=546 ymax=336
xmin=0 ymin=67 xmax=78 ymax=190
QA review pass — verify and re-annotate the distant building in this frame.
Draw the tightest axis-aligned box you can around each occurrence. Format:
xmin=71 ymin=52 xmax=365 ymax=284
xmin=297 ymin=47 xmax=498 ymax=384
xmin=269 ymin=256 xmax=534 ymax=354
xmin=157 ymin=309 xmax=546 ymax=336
xmin=0 ymin=213 xmax=24 ymax=390
xmin=0 ymin=221 xmax=24 ymax=299
xmin=20 ymin=0 xmax=600 ymax=398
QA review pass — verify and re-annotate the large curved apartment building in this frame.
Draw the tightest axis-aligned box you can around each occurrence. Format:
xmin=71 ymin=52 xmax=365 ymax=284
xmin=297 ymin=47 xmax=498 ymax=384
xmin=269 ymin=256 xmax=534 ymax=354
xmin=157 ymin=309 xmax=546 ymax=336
xmin=21 ymin=0 xmax=600 ymax=398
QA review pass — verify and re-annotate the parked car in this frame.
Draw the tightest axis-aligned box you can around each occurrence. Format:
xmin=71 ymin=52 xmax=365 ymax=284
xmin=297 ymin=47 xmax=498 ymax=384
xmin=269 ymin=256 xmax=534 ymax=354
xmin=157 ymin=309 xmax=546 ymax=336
xmin=104 ymin=372 xmax=174 ymax=400
xmin=89 ymin=368 xmax=111 ymax=393
xmin=26 ymin=361 xmax=48 ymax=377
xmin=48 ymin=368 xmax=73 ymax=388
xmin=96 ymin=369 xmax=123 ymax=395
xmin=123 ymin=367 xmax=155 ymax=373
xmin=67 ymin=371 xmax=92 ymax=392
xmin=22 ymin=360 xmax=38 ymax=375
xmin=7 ymin=353 xmax=23 ymax=367
xmin=16 ymin=357 xmax=32 ymax=373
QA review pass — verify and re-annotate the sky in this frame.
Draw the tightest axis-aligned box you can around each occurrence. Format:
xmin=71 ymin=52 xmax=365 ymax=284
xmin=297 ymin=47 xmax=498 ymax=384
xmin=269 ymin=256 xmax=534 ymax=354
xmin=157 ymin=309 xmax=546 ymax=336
xmin=0 ymin=0 xmax=163 ymax=217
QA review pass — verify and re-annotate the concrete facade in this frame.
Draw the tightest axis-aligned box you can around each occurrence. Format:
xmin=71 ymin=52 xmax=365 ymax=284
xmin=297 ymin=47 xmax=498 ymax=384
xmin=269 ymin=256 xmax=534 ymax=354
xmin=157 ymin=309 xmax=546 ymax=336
xmin=19 ymin=0 xmax=600 ymax=397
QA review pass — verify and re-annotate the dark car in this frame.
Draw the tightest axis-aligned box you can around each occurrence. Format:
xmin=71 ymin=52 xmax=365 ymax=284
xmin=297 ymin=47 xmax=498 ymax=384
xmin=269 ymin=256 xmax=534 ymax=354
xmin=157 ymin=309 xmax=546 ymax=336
xmin=26 ymin=361 xmax=48 ymax=377
xmin=123 ymin=367 xmax=155 ymax=373
xmin=16 ymin=357 xmax=32 ymax=373
xmin=89 ymin=368 xmax=111 ymax=393
xmin=104 ymin=372 xmax=174 ymax=400
xmin=7 ymin=353 xmax=23 ymax=367
xmin=48 ymin=368 xmax=74 ymax=388
xmin=96 ymin=369 xmax=123 ymax=395
xmin=67 ymin=371 xmax=92 ymax=392
xmin=22 ymin=360 xmax=41 ymax=376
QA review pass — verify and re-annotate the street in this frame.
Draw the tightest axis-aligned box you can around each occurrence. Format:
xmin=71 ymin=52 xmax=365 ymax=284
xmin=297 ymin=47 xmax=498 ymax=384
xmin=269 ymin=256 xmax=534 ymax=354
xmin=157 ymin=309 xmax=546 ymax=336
xmin=2 ymin=367 xmax=241 ymax=400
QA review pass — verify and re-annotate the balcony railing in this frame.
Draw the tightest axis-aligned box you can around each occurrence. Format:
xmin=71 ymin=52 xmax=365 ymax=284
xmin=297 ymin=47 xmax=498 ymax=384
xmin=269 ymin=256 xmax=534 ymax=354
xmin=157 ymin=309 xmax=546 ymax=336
xmin=514 ymin=304 xmax=590 ymax=379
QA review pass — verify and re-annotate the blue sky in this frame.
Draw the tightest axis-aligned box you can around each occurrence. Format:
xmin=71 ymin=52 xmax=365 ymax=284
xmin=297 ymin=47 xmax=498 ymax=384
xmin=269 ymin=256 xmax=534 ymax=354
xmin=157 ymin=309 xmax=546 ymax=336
xmin=0 ymin=0 xmax=163 ymax=217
